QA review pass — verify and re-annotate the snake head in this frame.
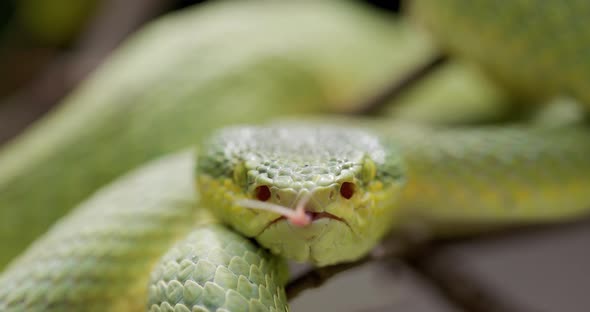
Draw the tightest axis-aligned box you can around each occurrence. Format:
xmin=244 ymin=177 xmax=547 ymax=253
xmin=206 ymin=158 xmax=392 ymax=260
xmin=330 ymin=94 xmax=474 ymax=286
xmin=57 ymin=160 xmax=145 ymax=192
xmin=197 ymin=124 xmax=405 ymax=266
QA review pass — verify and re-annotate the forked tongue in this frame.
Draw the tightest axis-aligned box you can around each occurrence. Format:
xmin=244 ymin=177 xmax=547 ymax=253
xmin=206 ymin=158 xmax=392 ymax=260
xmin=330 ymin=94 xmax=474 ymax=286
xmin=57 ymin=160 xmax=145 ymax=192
xmin=235 ymin=193 xmax=312 ymax=227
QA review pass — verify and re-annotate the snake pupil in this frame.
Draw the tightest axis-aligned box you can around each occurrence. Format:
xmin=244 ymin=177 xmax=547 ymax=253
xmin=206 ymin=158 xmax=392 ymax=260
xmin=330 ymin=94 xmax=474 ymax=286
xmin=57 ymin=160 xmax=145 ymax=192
xmin=339 ymin=182 xmax=355 ymax=199
xmin=255 ymin=185 xmax=271 ymax=201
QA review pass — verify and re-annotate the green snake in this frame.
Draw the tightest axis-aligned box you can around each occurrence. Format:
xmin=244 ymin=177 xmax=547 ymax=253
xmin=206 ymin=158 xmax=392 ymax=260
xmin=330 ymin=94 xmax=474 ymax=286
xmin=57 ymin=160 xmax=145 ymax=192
xmin=2 ymin=1 xmax=590 ymax=311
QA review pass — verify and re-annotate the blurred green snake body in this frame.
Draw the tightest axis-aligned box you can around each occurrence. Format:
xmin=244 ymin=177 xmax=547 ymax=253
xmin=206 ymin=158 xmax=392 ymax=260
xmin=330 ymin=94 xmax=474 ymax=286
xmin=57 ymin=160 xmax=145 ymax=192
xmin=2 ymin=1 xmax=590 ymax=311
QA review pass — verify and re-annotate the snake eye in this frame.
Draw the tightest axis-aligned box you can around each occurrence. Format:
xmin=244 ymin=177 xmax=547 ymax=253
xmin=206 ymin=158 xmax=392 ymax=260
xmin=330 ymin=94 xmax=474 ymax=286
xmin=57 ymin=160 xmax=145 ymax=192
xmin=339 ymin=182 xmax=355 ymax=199
xmin=254 ymin=185 xmax=271 ymax=201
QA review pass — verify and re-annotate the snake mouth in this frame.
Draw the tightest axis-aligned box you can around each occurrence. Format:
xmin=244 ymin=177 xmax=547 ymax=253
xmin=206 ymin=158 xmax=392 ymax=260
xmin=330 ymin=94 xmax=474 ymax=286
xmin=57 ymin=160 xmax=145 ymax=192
xmin=235 ymin=198 xmax=353 ymax=236
xmin=259 ymin=211 xmax=351 ymax=236
xmin=276 ymin=211 xmax=345 ymax=224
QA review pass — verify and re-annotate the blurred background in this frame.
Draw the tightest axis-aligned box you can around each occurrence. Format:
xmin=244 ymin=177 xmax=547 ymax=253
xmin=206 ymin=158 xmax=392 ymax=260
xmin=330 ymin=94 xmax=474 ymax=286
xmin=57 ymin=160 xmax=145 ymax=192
xmin=0 ymin=0 xmax=398 ymax=144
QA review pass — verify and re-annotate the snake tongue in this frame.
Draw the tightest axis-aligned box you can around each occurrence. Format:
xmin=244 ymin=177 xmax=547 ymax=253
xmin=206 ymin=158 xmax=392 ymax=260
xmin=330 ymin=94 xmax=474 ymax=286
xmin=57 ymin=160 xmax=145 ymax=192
xmin=288 ymin=206 xmax=312 ymax=227
xmin=288 ymin=211 xmax=343 ymax=227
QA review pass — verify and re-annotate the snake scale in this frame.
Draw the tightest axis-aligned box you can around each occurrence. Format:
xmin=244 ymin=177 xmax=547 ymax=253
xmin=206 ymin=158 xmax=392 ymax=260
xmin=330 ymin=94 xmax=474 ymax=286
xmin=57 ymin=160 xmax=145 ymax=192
xmin=1 ymin=1 xmax=590 ymax=311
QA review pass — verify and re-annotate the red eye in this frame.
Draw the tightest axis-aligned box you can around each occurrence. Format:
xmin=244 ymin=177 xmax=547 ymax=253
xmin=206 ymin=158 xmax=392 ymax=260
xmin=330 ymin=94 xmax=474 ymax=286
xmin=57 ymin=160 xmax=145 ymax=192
xmin=255 ymin=185 xmax=271 ymax=201
xmin=339 ymin=182 xmax=355 ymax=199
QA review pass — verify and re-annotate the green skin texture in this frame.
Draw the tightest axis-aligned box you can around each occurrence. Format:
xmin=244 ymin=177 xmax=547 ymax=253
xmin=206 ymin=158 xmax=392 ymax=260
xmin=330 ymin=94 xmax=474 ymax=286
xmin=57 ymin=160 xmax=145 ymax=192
xmin=2 ymin=0 xmax=590 ymax=311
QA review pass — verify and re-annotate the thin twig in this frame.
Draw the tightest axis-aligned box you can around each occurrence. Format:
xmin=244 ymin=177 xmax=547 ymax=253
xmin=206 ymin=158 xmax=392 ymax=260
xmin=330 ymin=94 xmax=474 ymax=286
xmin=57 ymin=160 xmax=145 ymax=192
xmin=285 ymin=234 xmax=417 ymax=300
xmin=349 ymin=53 xmax=448 ymax=116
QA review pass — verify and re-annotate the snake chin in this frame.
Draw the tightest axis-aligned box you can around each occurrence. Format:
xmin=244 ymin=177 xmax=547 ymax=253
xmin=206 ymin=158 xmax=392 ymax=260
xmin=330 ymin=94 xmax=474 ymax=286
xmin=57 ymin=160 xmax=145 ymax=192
xmin=255 ymin=216 xmax=367 ymax=266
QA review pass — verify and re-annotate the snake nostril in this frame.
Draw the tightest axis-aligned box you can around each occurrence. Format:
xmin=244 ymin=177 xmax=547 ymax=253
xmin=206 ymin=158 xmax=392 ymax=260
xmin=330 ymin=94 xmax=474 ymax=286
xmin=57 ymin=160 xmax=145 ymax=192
xmin=255 ymin=185 xmax=271 ymax=201
xmin=339 ymin=182 xmax=355 ymax=199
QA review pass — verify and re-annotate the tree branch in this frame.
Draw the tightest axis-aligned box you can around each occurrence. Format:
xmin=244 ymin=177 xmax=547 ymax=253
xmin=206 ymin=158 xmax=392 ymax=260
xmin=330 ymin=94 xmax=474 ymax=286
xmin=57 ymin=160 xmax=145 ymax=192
xmin=286 ymin=231 xmax=533 ymax=312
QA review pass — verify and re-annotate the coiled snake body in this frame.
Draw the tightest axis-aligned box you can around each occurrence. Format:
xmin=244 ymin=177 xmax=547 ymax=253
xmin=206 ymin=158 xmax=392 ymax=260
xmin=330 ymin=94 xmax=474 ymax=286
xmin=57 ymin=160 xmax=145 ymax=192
xmin=1 ymin=1 xmax=590 ymax=311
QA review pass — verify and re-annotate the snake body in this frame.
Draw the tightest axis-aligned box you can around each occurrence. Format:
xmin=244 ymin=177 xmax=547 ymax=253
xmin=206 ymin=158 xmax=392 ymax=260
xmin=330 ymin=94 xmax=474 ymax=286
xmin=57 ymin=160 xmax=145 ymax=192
xmin=412 ymin=0 xmax=590 ymax=105
xmin=3 ymin=123 xmax=590 ymax=311
xmin=2 ymin=1 xmax=590 ymax=311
